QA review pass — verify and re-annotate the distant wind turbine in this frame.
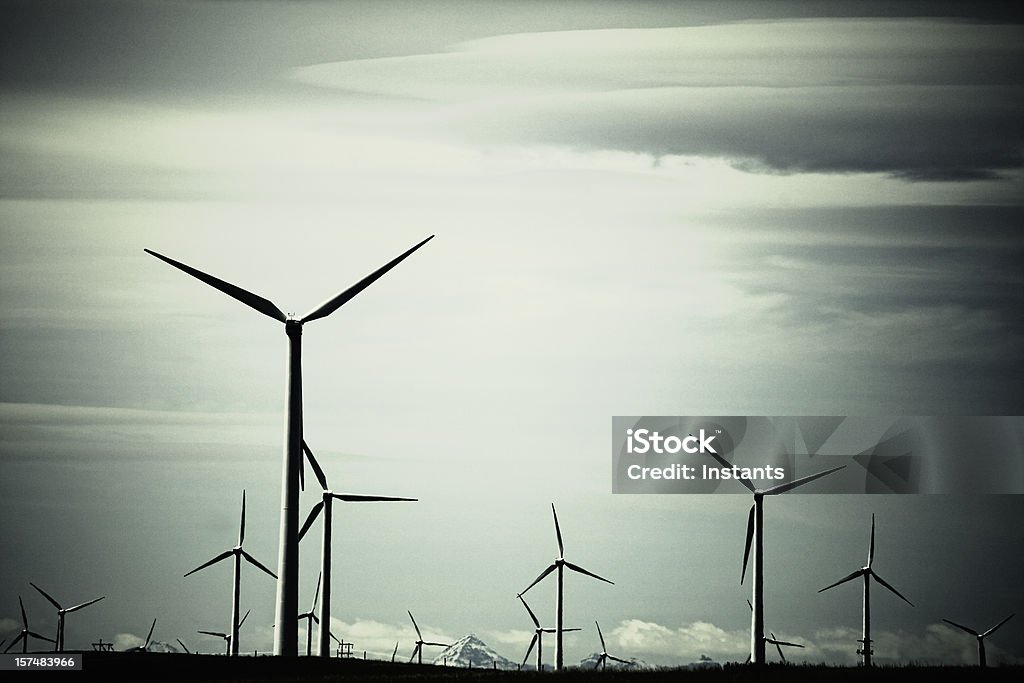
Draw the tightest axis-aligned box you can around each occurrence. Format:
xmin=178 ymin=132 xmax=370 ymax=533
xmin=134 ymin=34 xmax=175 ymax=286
xmin=706 ymin=448 xmax=845 ymax=665
xmin=3 ymin=597 xmax=56 ymax=653
xmin=146 ymin=235 xmax=433 ymax=655
xmin=298 ymin=572 xmax=321 ymax=656
xmin=199 ymin=609 xmax=251 ymax=656
xmin=407 ymin=611 xmax=449 ymax=664
xmin=519 ymin=503 xmax=614 ymax=672
xmin=298 ymin=441 xmax=416 ymax=656
xmin=29 ymin=582 xmax=104 ymax=652
xmin=818 ymin=514 xmax=913 ymax=666
xmin=125 ymin=618 xmax=157 ymax=652
xmin=592 ymin=621 xmax=631 ymax=671
xmin=942 ymin=613 xmax=1014 ymax=667
xmin=518 ymin=593 xmax=580 ymax=671
xmin=184 ymin=489 xmax=276 ymax=656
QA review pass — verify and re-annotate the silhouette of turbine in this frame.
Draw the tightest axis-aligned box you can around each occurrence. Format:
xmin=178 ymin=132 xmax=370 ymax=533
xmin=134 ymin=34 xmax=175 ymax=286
xmin=125 ymin=618 xmax=157 ymax=652
xmin=29 ymin=582 xmax=104 ymax=651
xmin=518 ymin=593 xmax=580 ymax=671
xmin=705 ymin=448 xmax=844 ymax=665
xmin=298 ymin=572 xmax=321 ymax=656
xmin=407 ymin=611 xmax=449 ymax=664
xmin=199 ymin=609 xmax=251 ymax=656
xmin=593 ymin=621 xmax=631 ymax=670
xmin=943 ymin=613 xmax=1014 ymax=667
xmin=519 ymin=503 xmax=614 ymax=671
xmin=298 ymin=441 xmax=416 ymax=656
xmin=3 ymin=597 xmax=56 ymax=653
xmin=176 ymin=638 xmax=191 ymax=654
xmin=184 ymin=490 xmax=276 ymax=656
xmin=818 ymin=514 xmax=913 ymax=666
xmin=146 ymin=235 xmax=433 ymax=655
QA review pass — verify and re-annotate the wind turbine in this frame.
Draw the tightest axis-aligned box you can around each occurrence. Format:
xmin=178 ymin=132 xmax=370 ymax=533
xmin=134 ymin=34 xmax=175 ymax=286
xmin=705 ymin=449 xmax=845 ymax=665
xmin=199 ymin=609 xmax=251 ymax=656
xmin=297 ymin=572 xmax=321 ymax=656
xmin=29 ymin=582 xmax=104 ymax=652
xmin=519 ymin=503 xmax=614 ymax=672
xmin=3 ymin=597 xmax=56 ymax=653
xmin=145 ymin=234 xmax=433 ymax=655
xmin=297 ymin=441 xmax=416 ymax=656
xmin=744 ymin=600 xmax=804 ymax=664
xmin=592 ymin=621 xmax=631 ymax=671
xmin=407 ymin=611 xmax=449 ymax=664
xmin=184 ymin=489 xmax=277 ymax=656
xmin=942 ymin=613 xmax=1014 ymax=668
xmin=817 ymin=514 xmax=913 ymax=666
xmin=518 ymin=593 xmax=580 ymax=671
xmin=125 ymin=618 xmax=157 ymax=652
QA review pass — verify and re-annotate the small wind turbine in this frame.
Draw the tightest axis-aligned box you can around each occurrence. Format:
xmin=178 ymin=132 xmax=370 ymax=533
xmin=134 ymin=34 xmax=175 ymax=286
xmin=298 ymin=572 xmax=321 ymax=656
xmin=592 ymin=621 xmax=631 ymax=671
xmin=942 ymin=613 xmax=1014 ymax=667
xmin=518 ymin=593 xmax=580 ymax=671
xmin=125 ymin=618 xmax=157 ymax=652
xmin=3 ymin=597 xmax=56 ymax=653
xmin=705 ymin=448 xmax=845 ymax=665
xmin=29 ymin=582 xmax=104 ymax=652
xmin=184 ymin=490 xmax=276 ymax=656
xmin=407 ymin=611 xmax=449 ymax=664
xmin=146 ymin=235 xmax=433 ymax=655
xmin=818 ymin=514 xmax=913 ymax=666
xmin=519 ymin=503 xmax=614 ymax=672
xmin=298 ymin=441 xmax=416 ymax=656
xmin=199 ymin=609 xmax=251 ymax=656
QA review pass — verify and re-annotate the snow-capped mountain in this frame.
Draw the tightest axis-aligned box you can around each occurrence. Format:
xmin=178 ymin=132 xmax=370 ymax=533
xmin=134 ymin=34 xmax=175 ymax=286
xmin=430 ymin=634 xmax=518 ymax=669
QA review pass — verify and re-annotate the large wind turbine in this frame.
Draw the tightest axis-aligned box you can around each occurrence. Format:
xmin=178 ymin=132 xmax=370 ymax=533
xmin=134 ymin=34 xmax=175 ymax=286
xmin=817 ymin=514 xmax=913 ymax=666
xmin=29 ymin=583 xmax=104 ymax=652
xmin=592 ymin=621 xmax=631 ymax=671
xmin=297 ymin=572 xmax=321 ymax=656
xmin=407 ymin=611 xmax=449 ymax=664
xmin=3 ymin=597 xmax=56 ymax=653
xmin=146 ymin=235 xmax=433 ymax=655
xmin=297 ymin=441 xmax=416 ymax=656
xmin=519 ymin=503 xmax=614 ymax=672
xmin=706 ymin=450 xmax=845 ymax=665
xmin=199 ymin=609 xmax=251 ymax=656
xmin=518 ymin=594 xmax=580 ymax=671
xmin=942 ymin=613 xmax=1014 ymax=668
xmin=184 ymin=490 xmax=277 ymax=656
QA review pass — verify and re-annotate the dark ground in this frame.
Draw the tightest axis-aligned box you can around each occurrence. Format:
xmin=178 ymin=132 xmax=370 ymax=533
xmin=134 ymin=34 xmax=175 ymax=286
xmin=16 ymin=652 xmax=1024 ymax=682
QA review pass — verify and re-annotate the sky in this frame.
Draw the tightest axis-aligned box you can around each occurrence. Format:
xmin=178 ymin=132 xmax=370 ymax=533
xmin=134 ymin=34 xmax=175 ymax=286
xmin=1 ymin=0 xmax=1023 ymax=668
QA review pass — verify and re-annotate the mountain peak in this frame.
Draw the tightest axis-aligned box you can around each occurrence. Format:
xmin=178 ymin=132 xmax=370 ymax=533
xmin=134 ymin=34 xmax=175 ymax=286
xmin=431 ymin=634 xmax=517 ymax=670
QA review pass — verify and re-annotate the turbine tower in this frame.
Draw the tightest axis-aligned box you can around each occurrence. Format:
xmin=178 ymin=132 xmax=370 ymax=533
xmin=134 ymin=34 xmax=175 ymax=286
xmin=199 ymin=609 xmax=250 ymax=656
xmin=3 ymin=597 xmax=56 ymax=653
xmin=29 ymin=583 xmax=104 ymax=652
xmin=297 ymin=572 xmax=321 ymax=656
xmin=942 ymin=613 xmax=1014 ymax=667
xmin=407 ymin=611 xmax=449 ymax=664
xmin=592 ymin=621 xmax=631 ymax=670
xmin=297 ymin=441 xmax=416 ymax=656
xmin=818 ymin=514 xmax=913 ymax=666
xmin=146 ymin=234 xmax=433 ymax=655
xmin=184 ymin=490 xmax=277 ymax=656
xmin=518 ymin=593 xmax=580 ymax=671
xmin=519 ymin=503 xmax=614 ymax=672
xmin=706 ymin=449 xmax=844 ymax=665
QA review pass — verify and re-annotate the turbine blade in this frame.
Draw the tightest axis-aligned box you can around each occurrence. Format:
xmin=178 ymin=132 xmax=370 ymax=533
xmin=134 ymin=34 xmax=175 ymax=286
xmin=818 ymin=569 xmax=864 ymax=593
xmin=302 ymin=441 xmax=329 ymax=491
xmin=177 ymin=638 xmax=190 ymax=653
xmin=145 ymin=618 xmax=156 ymax=647
xmin=65 ymin=596 xmax=104 ymax=613
xmin=6 ymin=633 xmax=27 ymax=653
xmin=871 ymin=572 xmax=913 ymax=606
xmin=29 ymin=583 xmax=61 ymax=611
xmin=312 ymin=615 xmax=320 ymax=625
xmin=313 ymin=572 xmax=322 ymax=609
xmin=942 ymin=618 xmax=979 ymax=636
xmin=705 ymin=451 xmax=756 ymax=492
xmin=19 ymin=596 xmax=27 ymax=628
xmin=392 ymin=642 xmax=398 ymax=661
xmin=563 ymin=628 xmax=583 ymax=633
xmin=763 ymin=465 xmax=846 ymax=496
xmin=334 ymin=494 xmax=417 ymax=502
xmin=239 ymin=609 xmax=251 ymax=628
xmin=982 ymin=613 xmax=1014 ymax=638
xmin=409 ymin=643 xmax=421 ymax=663
xmin=298 ymin=501 xmax=325 ymax=543
xmin=331 ymin=632 xmax=341 ymax=645
xmin=522 ymin=633 xmax=538 ymax=667
xmin=564 ymin=561 xmax=614 ymax=585
xmin=240 ymin=549 xmax=278 ymax=579
xmin=300 ymin=235 xmax=435 ymax=324
xmin=519 ymin=564 xmax=557 ymax=595
xmin=741 ymin=504 xmax=755 ymax=585
xmin=768 ymin=634 xmax=804 ymax=648
xmin=424 ymin=641 xmax=449 ymax=647
xmin=596 ymin=621 xmax=606 ymax=650
xmin=144 ymin=249 xmax=287 ymax=323
xmin=198 ymin=630 xmax=226 ymax=638
xmin=408 ymin=611 xmax=423 ymax=639
xmin=594 ymin=653 xmax=606 ymax=670
xmin=299 ymin=445 xmax=305 ymax=491
xmin=184 ymin=550 xmax=233 ymax=577
xmin=28 ymin=631 xmax=56 ymax=643
xmin=239 ymin=489 xmax=246 ymax=546
xmin=518 ymin=594 xmax=541 ymax=629
xmin=868 ymin=513 xmax=875 ymax=568
xmin=552 ymin=503 xmax=564 ymax=557
xmin=775 ymin=642 xmax=786 ymax=662
xmin=609 ymin=655 xmax=631 ymax=664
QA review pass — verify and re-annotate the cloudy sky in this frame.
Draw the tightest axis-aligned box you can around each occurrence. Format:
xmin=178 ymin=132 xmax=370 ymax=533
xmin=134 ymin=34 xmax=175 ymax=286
xmin=1 ymin=0 xmax=1022 ymax=667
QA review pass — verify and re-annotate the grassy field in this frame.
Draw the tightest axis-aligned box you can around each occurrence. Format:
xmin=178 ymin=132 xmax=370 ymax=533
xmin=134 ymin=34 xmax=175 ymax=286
xmin=36 ymin=652 xmax=1024 ymax=682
